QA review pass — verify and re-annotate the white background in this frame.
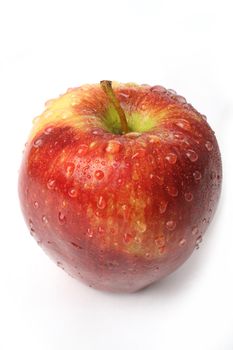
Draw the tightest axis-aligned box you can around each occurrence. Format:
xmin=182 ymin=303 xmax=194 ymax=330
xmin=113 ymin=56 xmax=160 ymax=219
xmin=0 ymin=0 xmax=233 ymax=349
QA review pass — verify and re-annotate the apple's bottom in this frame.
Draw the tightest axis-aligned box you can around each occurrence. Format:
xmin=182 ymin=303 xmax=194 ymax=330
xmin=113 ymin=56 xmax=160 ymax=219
xmin=42 ymin=242 xmax=195 ymax=293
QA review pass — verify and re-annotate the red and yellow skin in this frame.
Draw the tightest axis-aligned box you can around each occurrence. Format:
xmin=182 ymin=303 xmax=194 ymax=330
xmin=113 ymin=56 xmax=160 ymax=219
xmin=18 ymin=82 xmax=222 ymax=292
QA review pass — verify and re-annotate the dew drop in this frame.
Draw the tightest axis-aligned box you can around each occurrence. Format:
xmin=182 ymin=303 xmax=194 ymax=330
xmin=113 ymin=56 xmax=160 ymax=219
xmin=65 ymin=163 xmax=75 ymax=177
xmin=145 ymin=252 xmax=151 ymax=258
xmin=179 ymin=238 xmax=186 ymax=247
xmin=58 ymin=211 xmax=66 ymax=225
xmin=185 ymin=192 xmax=194 ymax=202
xmin=155 ymin=175 xmax=164 ymax=186
xmin=210 ymin=171 xmax=217 ymax=180
xmin=119 ymin=92 xmax=130 ymax=98
xmin=123 ymin=233 xmax=133 ymax=243
xmin=159 ymin=200 xmax=168 ymax=214
xmin=42 ymin=215 xmax=48 ymax=224
xmin=95 ymin=210 xmax=102 ymax=217
xmin=167 ymin=88 xmax=177 ymax=95
xmin=92 ymin=129 xmax=103 ymax=136
xmin=136 ymin=221 xmax=147 ymax=233
xmin=195 ymin=235 xmax=202 ymax=249
xmin=175 ymin=119 xmax=191 ymax=131
xmin=97 ymin=196 xmax=106 ymax=209
xmin=106 ymin=140 xmax=121 ymax=154
xmin=167 ymin=185 xmax=178 ymax=197
xmin=192 ymin=226 xmax=199 ymax=236
xmin=158 ymin=246 xmax=167 ymax=255
xmin=193 ymin=170 xmax=202 ymax=181
xmin=29 ymin=219 xmax=33 ymax=229
xmin=166 ymin=220 xmax=176 ymax=231
xmin=47 ymin=179 xmax=56 ymax=190
xmin=176 ymin=95 xmax=187 ymax=104
xmin=77 ymin=144 xmax=88 ymax=156
xmin=125 ymin=132 xmax=142 ymax=138
xmin=165 ymin=153 xmax=177 ymax=164
xmin=95 ymin=170 xmax=104 ymax=180
xmin=71 ymin=242 xmax=83 ymax=249
xmin=98 ymin=226 xmax=105 ymax=235
xmin=87 ymin=228 xmax=94 ymax=238
xmin=186 ymin=149 xmax=198 ymax=162
xmin=68 ymin=187 xmax=77 ymax=197
xmin=45 ymin=98 xmax=55 ymax=107
xmin=33 ymin=138 xmax=43 ymax=148
xmin=150 ymin=85 xmax=166 ymax=93
xmin=33 ymin=201 xmax=39 ymax=209
xmin=205 ymin=141 xmax=213 ymax=151
xmin=44 ymin=126 xmax=54 ymax=135
xmin=134 ymin=236 xmax=142 ymax=244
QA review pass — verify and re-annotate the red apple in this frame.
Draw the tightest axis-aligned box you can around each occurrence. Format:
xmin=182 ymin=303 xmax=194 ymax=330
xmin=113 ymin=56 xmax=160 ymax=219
xmin=18 ymin=81 xmax=222 ymax=292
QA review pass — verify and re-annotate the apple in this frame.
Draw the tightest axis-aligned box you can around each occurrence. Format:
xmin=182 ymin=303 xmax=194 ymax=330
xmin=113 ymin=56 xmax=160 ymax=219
xmin=18 ymin=81 xmax=222 ymax=292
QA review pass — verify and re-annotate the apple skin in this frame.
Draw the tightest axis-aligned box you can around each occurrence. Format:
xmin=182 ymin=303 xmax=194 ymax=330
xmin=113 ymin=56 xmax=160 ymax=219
xmin=18 ymin=82 xmax=222 ymax=292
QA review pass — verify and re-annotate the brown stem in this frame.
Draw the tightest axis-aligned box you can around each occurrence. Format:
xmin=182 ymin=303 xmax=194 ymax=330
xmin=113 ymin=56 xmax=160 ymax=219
xmin=100 ymin=80 xmax=129 ymax=134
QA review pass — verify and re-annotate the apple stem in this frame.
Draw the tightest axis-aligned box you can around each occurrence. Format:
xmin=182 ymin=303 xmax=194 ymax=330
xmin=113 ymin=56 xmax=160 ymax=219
xmin=100 ymin=80 xmax=129 ymax=134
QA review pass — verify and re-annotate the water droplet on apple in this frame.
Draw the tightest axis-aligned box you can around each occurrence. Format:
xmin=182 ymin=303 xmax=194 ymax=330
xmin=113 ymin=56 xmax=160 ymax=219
xmin=44 ymin=126 xmax=54 ymax=135
xmin=68 ymin=187 xmax=77 ymax=198
xmin=195 ymin=235 xmax=202 ymax=249
xmin=134 ymin=236 xmax=142 ymax=244
xmin=45 ymin=98 xmax=56 ymax=107
xmin=185 ymin=192 xmax=194 ymax=202
xmin=77 ymin=144 xmax=88 ymax=156
xmin=167 ymin=89 xmax=177 ymax=95
xmin=33 ymin=138 xmax=43 ymax=148
xmin=176 ymin=95 xmax=187 ymax=104
xmin=65 ymin=163 xmax=75 ymax=177
xmin=192 ymin=226 xmax=199 ymax=236
xmin=167 ymin=185 xmax=178 ymax=197
xmin=125 ymin=132 xmax=142 ymax=138
xmin=159 ymin=200 xmax=168 ymax=214
xmin=158 ymin=246 xmax=167 ymax=255
xmin=58 ymin=212 xmax=66 ymax=225
xmin=165 ymin=153 xmax=177 ymax=164
xmin=179 ymin=238 xmax=186 ymax=247
xmin=119 ymin=92 xmax=130 ymax=98
xmin=106 ymin=140 xmax=121 ymax=154
xmin=210 ymin=171 xmax=217 ymax=180
xmin=33 ymin=201 xmax=39 ymax=209
xmin=97 ymin=196 xmax=106 ymax=209
xmin=87 ymin=228 xmax=94 ymax=238
xmin=175 ymin=119 xmax=191 ymax=131
xmin=166 ymin=220 xmax=176 ymax=231
xmin=29 ymin=219 xmax=33 ymax=229
xmin=92 ymin=129 xmax=103 ymax=136
xmin=47 ymin=179 xmax=56 ymax=190
xmin=95 ymin=170 xmax=104 ymax=180
xmin=150 ymin=85 xmax=166 ymax=93
xmin=136 ymin=221 xmax=147 ymax=233
xmin=205 ymin=141 xmax=213 ymax=151
xmin=123 ymin=233 xmax=133 ymax=243
xmin=155 ymin=175 xmax=164 ymax=186
xmin=193 ymin=170 xmax=202 ymax=181
xmin=186 ymin=149 xmax=198 ymax=162
xmin=71 ymin=242 xmax=83 ymax=249
xmin=201 ymin=114 xmax=207 ymax=120
xmin=42 ymin=215 xmax=48 ymax=224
